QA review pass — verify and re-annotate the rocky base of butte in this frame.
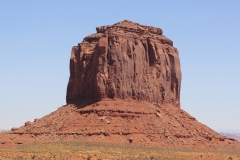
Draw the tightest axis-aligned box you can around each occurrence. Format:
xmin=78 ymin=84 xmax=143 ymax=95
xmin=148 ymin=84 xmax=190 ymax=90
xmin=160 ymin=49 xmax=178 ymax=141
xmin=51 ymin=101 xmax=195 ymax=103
xmin=0 ymin=99 xmax=237 ymax=148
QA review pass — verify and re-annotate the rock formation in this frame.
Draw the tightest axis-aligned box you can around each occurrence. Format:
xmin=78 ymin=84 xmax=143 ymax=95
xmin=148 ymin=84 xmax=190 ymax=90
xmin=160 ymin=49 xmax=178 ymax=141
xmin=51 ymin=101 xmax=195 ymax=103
xmin=0 ymin=20 xmax=238 ymax=149
xmin=66 ymin=20 xmax=181 ymax=107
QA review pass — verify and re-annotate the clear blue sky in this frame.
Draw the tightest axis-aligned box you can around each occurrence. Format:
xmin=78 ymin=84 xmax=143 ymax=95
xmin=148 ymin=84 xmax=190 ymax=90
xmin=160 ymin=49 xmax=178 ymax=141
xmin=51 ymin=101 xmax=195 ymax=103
xmin=0 ymin=1 xmax=239 ymax=132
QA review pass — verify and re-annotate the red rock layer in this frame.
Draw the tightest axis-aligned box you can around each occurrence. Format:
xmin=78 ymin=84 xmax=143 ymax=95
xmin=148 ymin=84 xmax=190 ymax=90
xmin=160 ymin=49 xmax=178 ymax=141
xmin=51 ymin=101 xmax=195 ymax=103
xmin=66 ymin=20 xmax=181 ymax=107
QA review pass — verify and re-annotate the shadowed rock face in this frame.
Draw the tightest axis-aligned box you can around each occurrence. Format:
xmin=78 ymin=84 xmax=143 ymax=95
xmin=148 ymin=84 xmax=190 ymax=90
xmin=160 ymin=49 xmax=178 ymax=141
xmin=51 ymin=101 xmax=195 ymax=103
xmin=66 ymin=20 xmax=181 ymax=106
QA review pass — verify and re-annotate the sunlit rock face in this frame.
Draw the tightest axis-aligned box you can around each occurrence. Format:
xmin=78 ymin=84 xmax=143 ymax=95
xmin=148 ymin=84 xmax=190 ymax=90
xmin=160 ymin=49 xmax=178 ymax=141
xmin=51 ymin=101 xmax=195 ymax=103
xmin=66 ymin=20 xmax=181 ymax=107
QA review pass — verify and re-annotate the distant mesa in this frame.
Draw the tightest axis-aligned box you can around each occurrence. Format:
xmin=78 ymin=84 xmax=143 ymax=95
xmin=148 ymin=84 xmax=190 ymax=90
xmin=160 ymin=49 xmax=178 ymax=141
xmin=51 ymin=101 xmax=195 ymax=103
xmin=0 ymin=129 xmax=8 ymax=133
xmin=66 ymin=20 xmax=181 ymax=107
xmin=219 ymin=133 xmax=240 ymax=141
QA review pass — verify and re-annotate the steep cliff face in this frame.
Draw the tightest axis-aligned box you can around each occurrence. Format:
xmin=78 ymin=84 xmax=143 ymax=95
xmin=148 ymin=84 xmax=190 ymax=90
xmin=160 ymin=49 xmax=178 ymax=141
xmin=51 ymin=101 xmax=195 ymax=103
xmin=66 ymin=20 xmax=181 ymax=106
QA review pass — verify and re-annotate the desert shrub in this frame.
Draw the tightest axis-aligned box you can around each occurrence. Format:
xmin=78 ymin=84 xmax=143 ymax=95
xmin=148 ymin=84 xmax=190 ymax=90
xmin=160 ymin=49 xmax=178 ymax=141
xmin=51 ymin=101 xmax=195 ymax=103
xmin=87 ymin=155 xmax=92 ymax=160
xmin=31 ymin=154 xmax=36 ymax=159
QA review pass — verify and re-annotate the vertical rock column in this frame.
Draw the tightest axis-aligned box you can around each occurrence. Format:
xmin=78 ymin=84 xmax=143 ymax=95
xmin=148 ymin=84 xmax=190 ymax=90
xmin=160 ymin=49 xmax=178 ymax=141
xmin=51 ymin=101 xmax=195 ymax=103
xmin=66 ymin=20 xmax=181 ymax=107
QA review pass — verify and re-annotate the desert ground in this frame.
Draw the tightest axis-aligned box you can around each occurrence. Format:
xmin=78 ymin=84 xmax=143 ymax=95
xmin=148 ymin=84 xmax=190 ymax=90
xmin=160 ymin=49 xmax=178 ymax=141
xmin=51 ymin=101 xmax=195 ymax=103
xmin=0 ymin=141 xmax=239 ymax=160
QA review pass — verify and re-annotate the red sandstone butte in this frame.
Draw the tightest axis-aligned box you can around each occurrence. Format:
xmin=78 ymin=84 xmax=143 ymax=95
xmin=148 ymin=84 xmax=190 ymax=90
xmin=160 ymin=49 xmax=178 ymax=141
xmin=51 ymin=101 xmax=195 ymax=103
xmin=66 ymin=20 xmax=181 ymax=106
xmin=1 ymin=20 xmax=238 ymax=149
